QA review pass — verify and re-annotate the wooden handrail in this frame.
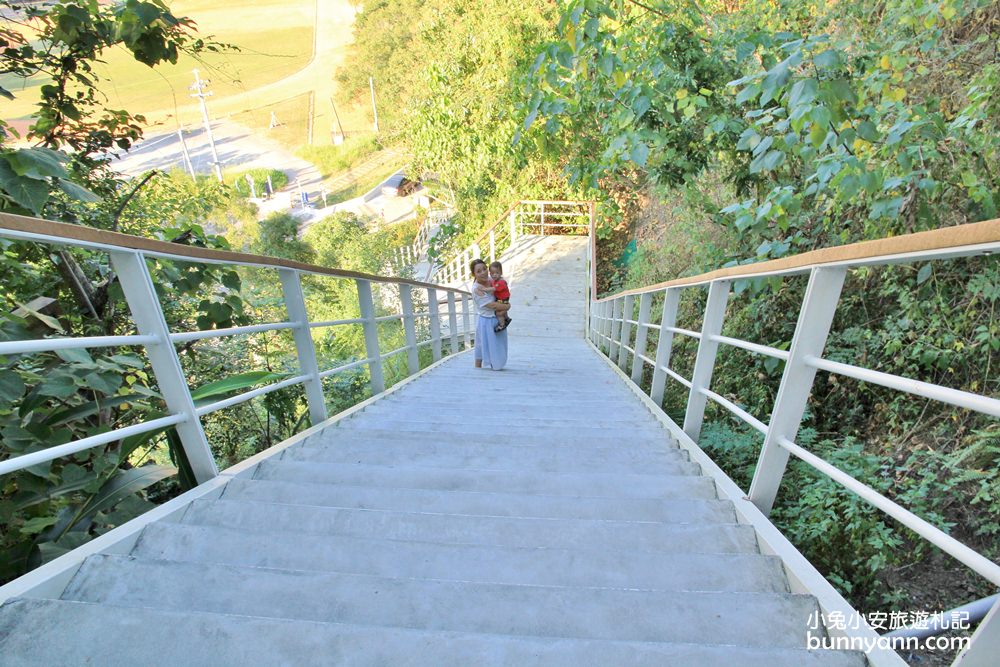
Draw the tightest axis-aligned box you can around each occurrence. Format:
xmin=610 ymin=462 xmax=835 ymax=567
xmin=0 ymin=212 xmax=471 ymax=295
xmin=595 ymin=217 xmax=1000 ymax=302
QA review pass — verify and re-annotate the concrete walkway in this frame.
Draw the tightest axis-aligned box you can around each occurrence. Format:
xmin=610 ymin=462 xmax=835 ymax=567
xmin=0 ymin=235 xmax=864 ymax=666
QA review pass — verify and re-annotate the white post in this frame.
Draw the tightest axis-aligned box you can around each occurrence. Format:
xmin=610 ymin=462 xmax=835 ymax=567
xmin=489 ymin=230 xmax=496 ymax=263
xmin=540 ymin=202 xmax=546 ymax=234
xmin=631 ymin=292 xmax=653 ymax=384
xmin=110 ymin=251 xmax=218 ymax=483
xmin=509 ymin=210 xmax=517 ymax=245
xmin=749 ymin=267 xmax=847 ymax=515
xmin=682 ymin=280 xmax=731 ymax=442
xmin=608 ymin=298 xmax=623 ymax=361
xmin=356 ymin=279 xmax=385 ymax=394
xmin=617 ymin=294 xmax=634 ymax=370
xmin=399 ymin=284 xmax=419 ymax=375
xmin=650 ymin=287 xmax=681 ymax=406
xmin=447 ymin=292 xmax=459 ymax=354
xmin=462 ymin=294 xmax=472 ymax=348
xmin=279 ymin=269 xmax=327 ymax=425
xmin=427 ymin=288 xmax=442 ymax=361
xmin=601 ymin=300 xmax=613 ymax=351
xmin=954 ymin=598 xmax=1000 ymax=667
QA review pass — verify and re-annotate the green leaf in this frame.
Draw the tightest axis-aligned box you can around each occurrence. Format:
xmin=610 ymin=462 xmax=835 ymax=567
xmin=632 ymin=95 xmax=650 ymax=119
xmin=77 ymin=465 xmax=177 ymax=521
xmin=48 ymin=394 xmax=148 ymax=426
xmin=0 ymin=160 xmax=50 ymax=214
xmin=5 ymin=148 xmax=67 ymax=179
xmin=15 ymin=302 xmax=65 ymax=332
xmin=0 ymin=369 xmax=25 ymax=403
xmin=54 ymin=347 xmax=93 ymax=365
xmin=189 ymin=370 xmax=289 ymax=402
xmin=856 ymin=121 xmax=880 ymax=142
xmin=916 ymin=264 xmax=933 ymax=285
xmin=20 ymin=516 xmax=59 ymax=535
xmin=813 ymin=50 xmax=841 ymax=69
xmin=37 ymin=373 xmax=79 ymax=399
xmin=630 ymin=142 xmax=649 ymax=167
xmin=57 ymin=179 xmax=99 ymax=203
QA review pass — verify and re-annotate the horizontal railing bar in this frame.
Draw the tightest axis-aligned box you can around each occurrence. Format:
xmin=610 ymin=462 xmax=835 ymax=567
xmin=663 ymin=367 xmax=693 ymax=389
xmin=665 ymin=326 xmax=702 ymax=340
xmin=416 ymin=339 xmax=436 ymax=347
xmin=637 ymin=352 xmax=655 ymax=366
xmin=309 ymin=318 xmax=364 ymax=328
xmin=806 ymin=356 xmax=1000 ymax=418
xmin=594 ymin=217 xmax=1000 ymax=303
xmin=778 ymin=437 xmax=1000 ymax=587
xmin=0 ymin=334 xmax=159 ymax=356
xmin=518 ymin=199 xmax=594 ymax=206
xmin=195 ymin=375 xmax=309 ymax=417
xmin=517 ymin=212 xmax=590 ymax=217
xmin=169 ymin=322 xmax=296 ymax=344
xmin=379 ymin=345 xmax=409 ymax=360
xmin=374 ymin=314 xmax=405 ymax=323
xmin=624 ymin=319 xmax=638 ymax=325
xmin=710 ymin=334 xmax=790 ymax=361
xmin=0 ymin=414 xmax=185 ymax=477
xmin=699 ymin=387 xmax=768 ymax=435
xmin=317 ymin=358 xmax=372 ymax=378
xmin=0 ymin=213 xmax=472 ymax=295
xmin=644 ymin=322 xmax=661 ymax=330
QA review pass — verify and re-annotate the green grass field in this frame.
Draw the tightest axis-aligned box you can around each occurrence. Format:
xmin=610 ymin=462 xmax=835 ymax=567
xmin=2 ymin=0 xmax=314 ymax=122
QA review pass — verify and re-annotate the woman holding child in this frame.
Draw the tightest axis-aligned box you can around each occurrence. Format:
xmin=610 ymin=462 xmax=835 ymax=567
xmin=470 ymin=259 xmax=510 ymax=370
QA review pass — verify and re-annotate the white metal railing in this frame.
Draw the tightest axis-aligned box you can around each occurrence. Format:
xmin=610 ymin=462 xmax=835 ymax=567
xmin=392 ymin=208 xmax=449 ymax=269
xmin=588 ymin=217 xmax=1000 ymax=663
xmin=428 ymin=200 xmax=592 ymax=287
xmin=0 ymin=212 xmax=475 ymax=483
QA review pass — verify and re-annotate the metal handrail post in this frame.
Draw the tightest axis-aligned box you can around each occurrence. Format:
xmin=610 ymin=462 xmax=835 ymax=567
xmin=399 ymin=284 xmax=419 ymax=375
xmin=954 ymin=597 xmax=1000 ymax=666
xmin=650 ymin=287 xmax=681 ymax=406
xmin=356 ymin=279 xmax=385 ymax=394
xmin=110 ymin=251 xmax=218 ymax=483
xmin=602 ymin=299 xmax=613 ymax=351
xmin=609 ymin=297 xmax=623 ymax=361
xmin=682 ymin=280 xmax=732 ymax=441
xmin=617 ymin=294 xmax=634 ymax=370
xmin=509 ymin=210 xmax=517 ymax=244
xmin=749 ymin=267 xmax=846 ymax=515
xmin=447 ymin=292 xmax=459 ymax=354
xmin=279 ymin=269 xmax=327 ymax=425
xmin=462 ymin=294 xmax=472 ymax=348
xmin=489 ymin=230 xmax=496 ymax=263
xmin=427 ymin=287 xmax=442 ymax=361
xmin=631 ymin=292 xmax=653 ymax=384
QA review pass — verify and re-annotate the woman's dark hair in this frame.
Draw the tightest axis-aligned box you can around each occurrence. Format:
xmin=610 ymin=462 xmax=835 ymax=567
xmin=469 ymin=258 xmax=486 ymax=276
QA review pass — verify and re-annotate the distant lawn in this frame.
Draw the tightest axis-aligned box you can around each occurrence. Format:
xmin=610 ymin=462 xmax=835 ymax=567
xmin=231 ymin=93 xmax=314 ymax=150
xmin=298 ymin=135 xmax=381 ymax=178
xmin=2 ymin=0 xmax=314 ymax=122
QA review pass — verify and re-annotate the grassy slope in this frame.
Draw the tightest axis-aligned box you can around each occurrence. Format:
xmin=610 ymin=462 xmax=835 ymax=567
xmin=2 ymin=0 xmax=314 ymax=121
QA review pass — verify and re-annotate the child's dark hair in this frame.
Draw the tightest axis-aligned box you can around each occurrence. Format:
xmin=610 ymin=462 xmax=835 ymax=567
xmin=489 ymin=261 xmax=503 ymax=271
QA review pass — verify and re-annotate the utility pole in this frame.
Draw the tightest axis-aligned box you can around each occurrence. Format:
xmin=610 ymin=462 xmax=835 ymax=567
xmin=369 ymin=76 xmax=379 ymax=133
xmin=330 ymin=97 xmax=346 ymax=145
xmin=190 ymin=69 xmax=223 ymax=182
xmin=176 ymin=124 xmax=195 ymax=178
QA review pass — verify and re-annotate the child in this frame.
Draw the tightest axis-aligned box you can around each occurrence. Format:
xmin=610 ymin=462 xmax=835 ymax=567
xmin=489 ymin=261 xmax=511 ymax=332
xmin=472 ymin=261 xmax=512 ymax=332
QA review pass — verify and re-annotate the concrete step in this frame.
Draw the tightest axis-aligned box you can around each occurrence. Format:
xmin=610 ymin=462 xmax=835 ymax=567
xmin=0 ymin=598 xmax=866 ymax=667
xmin=314 ymin=425 xmax=671 ymax=448
xmin=220 ymin=478 xmax=732 ymax=523
xmin=282 ymin=440 xmax=693 ymax=475
xmin=301 ymin=426 xmax=673 ymax=452
xmin=134 ymin=522 xmax=777 ymax=590
xmin=251 ymin=460 xmax=716 ymax=499
xmin=346 ymin=407 xmax=662 ymax=429
xmin=182 ymin=498 xmax=745 ymax=552
xmin=63 ymin=555 xmax=827 ymax=648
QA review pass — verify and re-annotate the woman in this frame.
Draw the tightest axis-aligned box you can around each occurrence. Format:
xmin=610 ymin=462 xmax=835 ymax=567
xmin=470 ymin=258 xmax=510 ymax=370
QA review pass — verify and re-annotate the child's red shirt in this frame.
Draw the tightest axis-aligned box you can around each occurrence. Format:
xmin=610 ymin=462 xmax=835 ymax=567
xmin=492 ymin=278 xmax=510 ymax=301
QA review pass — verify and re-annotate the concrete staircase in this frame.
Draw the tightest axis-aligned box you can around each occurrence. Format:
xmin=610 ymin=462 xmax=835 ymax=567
xmin=0 ymin=235 xmax=865 ymax=666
